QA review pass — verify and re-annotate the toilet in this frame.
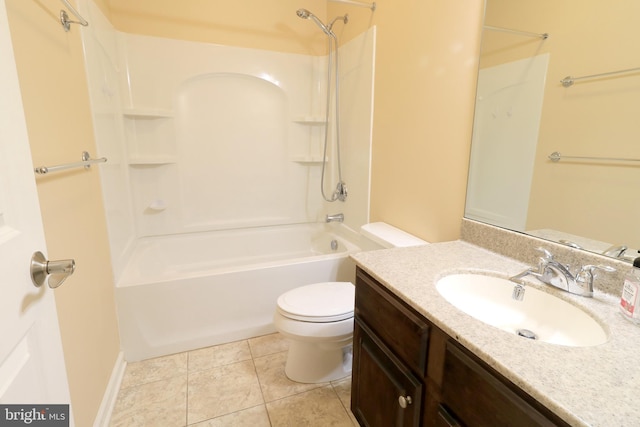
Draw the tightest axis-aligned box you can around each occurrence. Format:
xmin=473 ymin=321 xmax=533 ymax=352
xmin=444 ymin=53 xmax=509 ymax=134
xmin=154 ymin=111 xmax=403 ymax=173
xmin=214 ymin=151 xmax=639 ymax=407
xmin=273 ymin=222 xmax=428 ymax=383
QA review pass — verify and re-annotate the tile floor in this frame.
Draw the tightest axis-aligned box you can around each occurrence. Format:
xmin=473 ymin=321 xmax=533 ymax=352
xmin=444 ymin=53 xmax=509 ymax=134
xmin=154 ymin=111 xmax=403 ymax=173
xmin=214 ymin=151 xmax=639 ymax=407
xmin=109 ymin=333 xmax=359 ymax=426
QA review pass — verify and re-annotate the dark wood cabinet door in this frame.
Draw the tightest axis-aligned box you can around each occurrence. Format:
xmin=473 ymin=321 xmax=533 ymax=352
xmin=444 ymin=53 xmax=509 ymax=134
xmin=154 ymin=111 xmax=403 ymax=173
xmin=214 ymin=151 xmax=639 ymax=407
xmin=355 ymin=268 xmax=430 ymax=376
xmin=440 ymin=341 xmax=569 ymax=427
xmin=352 ymin=319 xmax=423 ymax=427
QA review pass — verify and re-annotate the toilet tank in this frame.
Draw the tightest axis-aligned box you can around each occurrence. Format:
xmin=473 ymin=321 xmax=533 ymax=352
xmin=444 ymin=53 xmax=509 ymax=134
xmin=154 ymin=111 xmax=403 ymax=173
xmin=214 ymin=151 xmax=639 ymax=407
xmin=360 ymin=222 xmax=428 ymax=249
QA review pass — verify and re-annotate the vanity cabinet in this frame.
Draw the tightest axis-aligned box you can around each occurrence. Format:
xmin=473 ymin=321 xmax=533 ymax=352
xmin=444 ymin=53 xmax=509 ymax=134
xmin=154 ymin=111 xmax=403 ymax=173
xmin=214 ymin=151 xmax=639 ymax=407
xmin=351 ymin=267 xmax=570 ymax=427
xmin=351 ymin=267 xmax=429 ymax=426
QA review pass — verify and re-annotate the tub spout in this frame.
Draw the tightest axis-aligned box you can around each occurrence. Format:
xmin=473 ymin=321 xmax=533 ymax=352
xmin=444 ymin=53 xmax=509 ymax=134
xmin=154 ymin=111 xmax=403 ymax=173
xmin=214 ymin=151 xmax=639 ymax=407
xmin=326 ymin=213 xmax=344 ymax=223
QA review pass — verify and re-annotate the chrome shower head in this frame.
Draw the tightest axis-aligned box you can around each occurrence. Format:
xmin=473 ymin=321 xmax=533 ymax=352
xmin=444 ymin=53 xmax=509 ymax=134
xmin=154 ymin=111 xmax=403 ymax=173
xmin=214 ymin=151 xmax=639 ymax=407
xmin=296 ymin=8 xmax=332 ymax=36
xmin=296 ymin=8 xmax=310 ymax=19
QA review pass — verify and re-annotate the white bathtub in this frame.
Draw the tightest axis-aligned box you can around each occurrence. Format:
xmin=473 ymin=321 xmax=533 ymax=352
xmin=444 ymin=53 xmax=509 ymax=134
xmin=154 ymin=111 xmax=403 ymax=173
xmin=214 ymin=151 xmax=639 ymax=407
xmin=116 ymin=223 xmax=381 ymax=361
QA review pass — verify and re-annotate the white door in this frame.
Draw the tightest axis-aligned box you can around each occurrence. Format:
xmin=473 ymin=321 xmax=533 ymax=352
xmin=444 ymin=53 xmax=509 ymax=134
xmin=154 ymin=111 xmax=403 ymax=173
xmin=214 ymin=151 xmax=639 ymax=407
xmin=0 ymin=0 xmax=72 ymax=420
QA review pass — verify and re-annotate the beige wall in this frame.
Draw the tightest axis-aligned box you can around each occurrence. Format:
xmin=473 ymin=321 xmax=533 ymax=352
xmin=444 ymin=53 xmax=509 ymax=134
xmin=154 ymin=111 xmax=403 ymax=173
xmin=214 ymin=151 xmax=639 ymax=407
xmin=362 ymin=0 xmax=482 ymax=242
xmin=108 ymin=0 xmax=484 ymax=243
xmin=108 ymin=0 xmax=329 ymax=55
xmin=6 ymin=1 xmax=120 ymax=425
xmin=334 ymin=0 xmax=483 ymax=242
xmin=92 ymin=0 xmax=111 ymax=20
xmin=482 ymin=0 xmax=640 ymax=248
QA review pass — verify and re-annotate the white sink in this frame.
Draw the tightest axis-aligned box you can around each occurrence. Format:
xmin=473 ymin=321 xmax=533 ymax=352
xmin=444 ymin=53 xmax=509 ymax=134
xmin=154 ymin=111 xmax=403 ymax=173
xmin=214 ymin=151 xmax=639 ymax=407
xmin=436 ymin=273 xmax=608 ymax=347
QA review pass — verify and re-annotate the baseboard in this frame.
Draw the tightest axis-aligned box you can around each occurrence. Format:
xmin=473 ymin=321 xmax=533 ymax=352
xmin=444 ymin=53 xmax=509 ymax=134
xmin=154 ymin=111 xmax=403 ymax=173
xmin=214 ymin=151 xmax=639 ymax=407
xmin=93 ymin=351 xmax=126 ymax=427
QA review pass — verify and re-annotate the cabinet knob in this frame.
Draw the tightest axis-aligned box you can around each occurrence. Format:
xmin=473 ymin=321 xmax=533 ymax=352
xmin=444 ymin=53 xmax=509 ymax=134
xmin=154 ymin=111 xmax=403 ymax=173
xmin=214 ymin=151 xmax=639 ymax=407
xmin=398 ymin=395 xmax=412 ymax=409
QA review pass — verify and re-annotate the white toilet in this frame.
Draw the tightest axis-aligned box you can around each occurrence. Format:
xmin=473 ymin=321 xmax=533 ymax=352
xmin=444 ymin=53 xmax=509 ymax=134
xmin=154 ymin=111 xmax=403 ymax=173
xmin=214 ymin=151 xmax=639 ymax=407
xmin=273 ymin=222 xmax=428 ymax=383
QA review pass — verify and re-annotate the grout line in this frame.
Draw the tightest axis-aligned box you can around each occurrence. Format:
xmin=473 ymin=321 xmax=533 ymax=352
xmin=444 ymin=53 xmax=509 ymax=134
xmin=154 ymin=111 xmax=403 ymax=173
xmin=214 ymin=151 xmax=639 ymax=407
xmin=330 ymin=380 xmax=357 ymax=425
xmin=185 ymin=351 xmax=190 ymax=427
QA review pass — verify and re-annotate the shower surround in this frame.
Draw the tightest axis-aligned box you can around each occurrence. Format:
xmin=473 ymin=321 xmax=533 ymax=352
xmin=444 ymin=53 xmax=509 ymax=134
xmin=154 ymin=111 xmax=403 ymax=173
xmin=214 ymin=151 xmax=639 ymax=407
xmin=80 ymin=1 xmax=375 ymax=360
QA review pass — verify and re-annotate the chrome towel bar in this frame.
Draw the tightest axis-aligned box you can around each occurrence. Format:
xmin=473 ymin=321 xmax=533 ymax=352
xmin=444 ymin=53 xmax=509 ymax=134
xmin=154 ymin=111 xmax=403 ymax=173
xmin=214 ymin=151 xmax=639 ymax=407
xmin=34 ymin=151 xmax=107 ymax=175
xmin=548 ymin=151 xmax=640 ymax=164
xmin=560 ymin=66 xmax=640 ymax=88
xmin=484 ymin=25 xmax=549 ymax=40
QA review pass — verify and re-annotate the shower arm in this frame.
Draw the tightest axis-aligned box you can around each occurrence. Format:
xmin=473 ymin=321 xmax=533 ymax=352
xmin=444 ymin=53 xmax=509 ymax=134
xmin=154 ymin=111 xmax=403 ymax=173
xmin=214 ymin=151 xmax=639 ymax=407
xmin=328 ymin=15 xmax=349 ymax=32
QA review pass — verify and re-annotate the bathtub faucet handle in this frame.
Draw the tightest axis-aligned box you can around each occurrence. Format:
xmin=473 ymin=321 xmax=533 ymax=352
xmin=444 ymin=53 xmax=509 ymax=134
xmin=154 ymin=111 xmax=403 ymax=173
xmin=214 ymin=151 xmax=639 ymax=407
xmin=326 ymin=213 xmax=344 ymax=223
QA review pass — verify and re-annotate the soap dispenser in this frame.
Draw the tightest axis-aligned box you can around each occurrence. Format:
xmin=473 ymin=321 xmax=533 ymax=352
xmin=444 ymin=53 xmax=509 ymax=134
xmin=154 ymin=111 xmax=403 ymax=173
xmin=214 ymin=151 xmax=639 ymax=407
xmin=620 ymin=257 xmax=640 ymax=324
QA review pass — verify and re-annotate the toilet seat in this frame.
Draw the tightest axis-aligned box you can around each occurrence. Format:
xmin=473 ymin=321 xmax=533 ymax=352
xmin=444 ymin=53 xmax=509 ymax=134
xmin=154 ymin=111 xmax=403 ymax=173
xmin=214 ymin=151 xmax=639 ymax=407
xmin=276 ymin=282 xmax=354 ymax=323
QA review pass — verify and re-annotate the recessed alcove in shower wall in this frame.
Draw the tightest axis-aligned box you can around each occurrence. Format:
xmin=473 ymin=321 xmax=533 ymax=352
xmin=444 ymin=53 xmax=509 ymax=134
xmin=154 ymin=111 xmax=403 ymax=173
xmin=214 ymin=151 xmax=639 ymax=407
xmin=176 ymin=73 xmax=293 ymax=230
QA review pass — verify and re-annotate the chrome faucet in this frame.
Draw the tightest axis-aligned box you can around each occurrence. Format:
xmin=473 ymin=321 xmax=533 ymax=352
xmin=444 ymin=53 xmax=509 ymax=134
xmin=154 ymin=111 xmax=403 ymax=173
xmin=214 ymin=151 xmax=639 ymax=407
xmin=325 ymin=213 xmax=344 ymax=223
xmin=602 ymin=244 xmax=628 ymax=258
xmin=509 ymin=247 xmax=615 ymax=300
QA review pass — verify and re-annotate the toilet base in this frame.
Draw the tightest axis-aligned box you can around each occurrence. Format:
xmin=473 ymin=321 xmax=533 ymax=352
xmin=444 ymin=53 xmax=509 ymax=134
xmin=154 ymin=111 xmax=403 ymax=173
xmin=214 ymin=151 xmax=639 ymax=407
xmin=284 ymin=340 xmax=353 ymax=384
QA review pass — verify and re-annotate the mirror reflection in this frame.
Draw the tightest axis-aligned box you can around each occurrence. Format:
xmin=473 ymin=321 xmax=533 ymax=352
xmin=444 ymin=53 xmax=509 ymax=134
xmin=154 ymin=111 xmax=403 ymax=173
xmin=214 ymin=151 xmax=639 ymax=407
xmin=466 ymin=0 xmax=640 ymax=262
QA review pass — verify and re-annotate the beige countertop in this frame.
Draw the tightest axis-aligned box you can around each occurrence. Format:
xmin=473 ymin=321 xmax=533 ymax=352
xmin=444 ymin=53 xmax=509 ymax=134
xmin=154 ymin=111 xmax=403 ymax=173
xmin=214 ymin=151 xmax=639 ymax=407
xmin=351 ymin=240 xmax=639 ymax=427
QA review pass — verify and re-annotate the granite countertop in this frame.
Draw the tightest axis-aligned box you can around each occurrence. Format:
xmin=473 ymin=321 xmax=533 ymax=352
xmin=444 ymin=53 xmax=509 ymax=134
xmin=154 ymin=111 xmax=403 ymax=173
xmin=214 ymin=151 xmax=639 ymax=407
xmin=351 ymin=240 xmax=639 ymax=427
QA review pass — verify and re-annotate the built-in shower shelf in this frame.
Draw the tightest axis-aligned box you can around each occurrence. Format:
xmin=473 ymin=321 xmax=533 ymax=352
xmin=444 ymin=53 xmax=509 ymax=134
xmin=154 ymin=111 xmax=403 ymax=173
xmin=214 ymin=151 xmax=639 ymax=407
xmin=123 ymin=108 xmax=174 ymax=118
xmin=293 ymin=117 xmax=326 ymax=125
xmin=128 ymin=156 xmax=177 ymax=166
xmin=291 ymin=156 xmax=327 ymax=164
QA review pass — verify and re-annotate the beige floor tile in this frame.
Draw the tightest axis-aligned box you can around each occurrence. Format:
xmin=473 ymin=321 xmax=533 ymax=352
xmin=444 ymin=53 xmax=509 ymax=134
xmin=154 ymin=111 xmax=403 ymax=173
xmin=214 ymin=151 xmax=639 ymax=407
xmin=110 ymin=375 xmax=187 ymax=427
xmin=120 ymin=352 xmax=188 ymax=389
xmin=248 ymin=333 xmax=289 ymax=358
xmin=266 ymin=385 xmax=354 ymax=427
xmin=253 ymin=351 xmax=326 ymax=402
xmin=187 ymin=405 xmax=271 ymax=427
xmin=188 ymin=340 xmax=252 ymax=372
xmin=187 ymin=360 xmax=264 ymax=425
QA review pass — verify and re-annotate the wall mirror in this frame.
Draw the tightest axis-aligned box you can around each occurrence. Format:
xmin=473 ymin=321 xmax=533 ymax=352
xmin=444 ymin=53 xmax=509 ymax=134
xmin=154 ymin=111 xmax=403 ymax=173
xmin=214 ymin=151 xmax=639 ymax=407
xmin=466 ymin=0 xmax=640 ymax=262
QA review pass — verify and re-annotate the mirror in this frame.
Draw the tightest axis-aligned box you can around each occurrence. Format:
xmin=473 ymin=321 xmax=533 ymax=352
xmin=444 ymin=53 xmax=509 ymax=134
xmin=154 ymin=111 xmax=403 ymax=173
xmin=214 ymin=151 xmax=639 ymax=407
xmin=466 ymin=0 xmax=640 ymax=262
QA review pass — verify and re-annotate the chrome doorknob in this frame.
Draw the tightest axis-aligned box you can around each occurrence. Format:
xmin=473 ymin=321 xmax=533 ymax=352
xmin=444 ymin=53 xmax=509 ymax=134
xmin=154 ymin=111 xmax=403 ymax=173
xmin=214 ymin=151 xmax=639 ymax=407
xmin=398 ymin=395 xmax=412 ymax=409
xmin=30 ymin=251 xmax=75 ymax=289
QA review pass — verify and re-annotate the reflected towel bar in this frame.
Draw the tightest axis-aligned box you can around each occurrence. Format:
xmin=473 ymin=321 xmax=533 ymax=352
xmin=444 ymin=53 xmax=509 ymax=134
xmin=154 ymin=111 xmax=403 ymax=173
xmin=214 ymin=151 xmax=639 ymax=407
xmin=328 ymin=0 xmax=376 ymax=11
xmin=548 ymin=151 xmax=640 ymax=163
xmin=34 ymin=151 xmax=107 ymax=175
xmin=484 ymin=25 xmax=549 ymax=40
xmin=560 ymin=66 xmax=640 ymax=87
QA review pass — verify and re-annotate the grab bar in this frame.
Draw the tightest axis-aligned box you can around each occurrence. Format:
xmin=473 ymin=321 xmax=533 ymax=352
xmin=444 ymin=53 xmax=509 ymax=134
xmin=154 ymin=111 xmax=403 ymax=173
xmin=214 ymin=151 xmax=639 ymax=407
xmin=548 ymin=151 xmax=640 ymax=164
xmin=34 ymin=151 xmax=107 ymax=175
xmin=560 ymin=66 xmax=640 ymax=88
xmin=484 ymin=25 xmax=549 ymax=40
xmin=59 ymin=0 xmax=89 ymax=32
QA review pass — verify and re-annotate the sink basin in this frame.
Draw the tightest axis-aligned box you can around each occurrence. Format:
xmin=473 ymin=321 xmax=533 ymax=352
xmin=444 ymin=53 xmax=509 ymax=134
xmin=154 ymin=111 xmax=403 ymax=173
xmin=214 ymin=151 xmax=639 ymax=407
xmin=436 ymin=273 xmax=608 ymax=347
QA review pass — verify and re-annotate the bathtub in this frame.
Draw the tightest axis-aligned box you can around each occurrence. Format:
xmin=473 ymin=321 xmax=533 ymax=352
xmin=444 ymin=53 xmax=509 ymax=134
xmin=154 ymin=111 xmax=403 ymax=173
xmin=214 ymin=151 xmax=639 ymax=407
xmin=116 ymin=223 xmax=381 ymax=361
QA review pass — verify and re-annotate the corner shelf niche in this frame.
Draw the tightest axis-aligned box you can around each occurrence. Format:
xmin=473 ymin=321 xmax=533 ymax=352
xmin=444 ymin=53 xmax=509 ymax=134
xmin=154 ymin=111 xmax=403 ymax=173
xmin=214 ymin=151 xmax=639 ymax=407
xmin=293 ymin=116 xmax=326 ymax=126
xmin=128 ymin=156 xmax=177 ymax=166
xmin=123 ymin=106 xmax=176 ymax=167
xmin=292 ymin=116 xmax=327 ymax=165
xmin=290 ymin=156 xmax=326 ymax=164
xmin=122 ymin=108 xmax=174 ymax=119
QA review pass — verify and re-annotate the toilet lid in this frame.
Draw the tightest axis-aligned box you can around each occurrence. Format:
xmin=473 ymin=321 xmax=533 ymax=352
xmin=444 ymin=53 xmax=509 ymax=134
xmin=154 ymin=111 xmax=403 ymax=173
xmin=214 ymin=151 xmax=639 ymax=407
xmin=277 ymin=282 xmax=354 ymax=322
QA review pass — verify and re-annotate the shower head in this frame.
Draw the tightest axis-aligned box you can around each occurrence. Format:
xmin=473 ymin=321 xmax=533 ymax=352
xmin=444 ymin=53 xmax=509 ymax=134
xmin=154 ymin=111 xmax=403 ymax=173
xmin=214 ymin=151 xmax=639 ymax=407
xmin=296 ymin=8 xmax=311 ymax=19
xmin=296 ymin=8 xmax=332 ymax=36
